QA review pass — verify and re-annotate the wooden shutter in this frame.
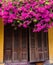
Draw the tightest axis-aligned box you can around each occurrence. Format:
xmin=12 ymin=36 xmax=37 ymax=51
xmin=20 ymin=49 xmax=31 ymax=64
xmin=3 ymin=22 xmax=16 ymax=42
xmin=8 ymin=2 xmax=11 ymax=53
xmin=13 ymin=28 xmax=28 ymax=62
xmin=29 ymin=28 xmax=38 ymax=62
xmin=42 ymin=32 xmax=49 ymax=60
xmin=37 ymin=32 xmax=44 ymax=61
xmin=4 ymin=25 xmax=12 ymax=61
xmin=13 ymin=29 xmax=21 ymax=61
xmin=29 ymin=28 xmax=49 ymax=62
xmin=37 ymin=32 xmax=49 ymax=61
xmin=21 ymin=29 xmax=28 ymax=61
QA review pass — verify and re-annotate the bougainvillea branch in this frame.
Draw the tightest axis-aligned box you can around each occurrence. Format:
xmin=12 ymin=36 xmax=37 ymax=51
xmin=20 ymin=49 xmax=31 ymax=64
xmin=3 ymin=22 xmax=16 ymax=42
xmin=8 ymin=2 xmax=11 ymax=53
xmin=0 ymin=0 xmax=53 ymax=32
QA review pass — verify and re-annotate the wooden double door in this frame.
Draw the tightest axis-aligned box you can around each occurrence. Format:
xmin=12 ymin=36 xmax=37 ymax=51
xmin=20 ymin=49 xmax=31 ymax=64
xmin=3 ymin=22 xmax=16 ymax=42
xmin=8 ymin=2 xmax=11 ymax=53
xmin=4 ymin=25 xmax=49 ymax=63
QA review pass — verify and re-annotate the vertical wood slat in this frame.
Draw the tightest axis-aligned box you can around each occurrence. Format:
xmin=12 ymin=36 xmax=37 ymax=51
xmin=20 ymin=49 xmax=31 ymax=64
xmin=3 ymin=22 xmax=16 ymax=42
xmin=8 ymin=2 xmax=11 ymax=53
xmin=4 ymin=25 xmax=12 ymax=62
xmin=12 ymin=30 xmax=14 ymax=61
xmin=29 ymin=28 xmax=37 ymax=62
xmin=13 ymin=29 xmax=22 ymax=61
xmin=42 ymin=32 xmax=49 ymax=60
xmin=21 ymin=29 xmax=28 ymax=61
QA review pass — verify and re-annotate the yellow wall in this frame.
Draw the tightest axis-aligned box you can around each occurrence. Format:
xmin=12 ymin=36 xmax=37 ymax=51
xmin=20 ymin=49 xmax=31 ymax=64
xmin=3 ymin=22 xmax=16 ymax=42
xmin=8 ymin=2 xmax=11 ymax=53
xmin=48 ymin=27 xmax=53 ymax=63
xmin=0 ymin=18 xmax=4 ymax=65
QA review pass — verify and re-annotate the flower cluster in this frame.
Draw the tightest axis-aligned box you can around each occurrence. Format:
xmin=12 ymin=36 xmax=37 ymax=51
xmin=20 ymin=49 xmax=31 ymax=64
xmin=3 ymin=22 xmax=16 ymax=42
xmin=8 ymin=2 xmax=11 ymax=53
xmin=0 ymin=0 xmax=53 ymax=32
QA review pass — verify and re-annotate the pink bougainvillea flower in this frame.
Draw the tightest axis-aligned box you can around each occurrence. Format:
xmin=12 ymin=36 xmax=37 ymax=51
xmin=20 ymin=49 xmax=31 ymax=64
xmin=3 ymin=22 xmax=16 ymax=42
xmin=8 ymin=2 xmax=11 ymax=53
xmin=49 ymin=13 xmax=53 ymax=18
xmin=44 ymin=18 xmax=50 ymax=22
xmin=18 ymin=23 xmax=23 ymax=27
xmin=44 ymin=30 xmax=48 ymax=32
xmin=0 ymin=0 xmax=53 ymax=32
xmin=23 ymin=24 xmax=27 ymax=28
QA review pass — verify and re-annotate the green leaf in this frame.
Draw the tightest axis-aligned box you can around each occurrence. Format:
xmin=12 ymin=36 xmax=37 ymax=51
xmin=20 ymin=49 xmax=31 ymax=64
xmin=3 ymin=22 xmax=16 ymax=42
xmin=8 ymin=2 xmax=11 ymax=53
xmin=33 ymin=19 xmax=37 ymax=23
xmin=17 ymin=20 xmax=20 ymax=23
xmin=30 ymin=8 xmax=32 ymax=11
xmin=45 ymin=1 xmax=49 ymax=5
